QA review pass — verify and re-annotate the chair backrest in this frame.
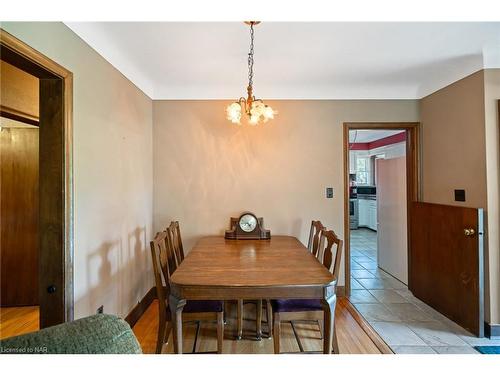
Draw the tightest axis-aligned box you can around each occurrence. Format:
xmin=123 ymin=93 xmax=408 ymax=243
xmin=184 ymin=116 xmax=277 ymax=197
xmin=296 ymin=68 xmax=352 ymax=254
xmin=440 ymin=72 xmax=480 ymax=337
xmin=167 ymin=221 xmax=185 ymax=264
xmin=150 ymin=232 xmax=170 ymax=320
xmin=150 ymin=230 xmax=178 ymax=318
xmin=318 ymin=230 xmax=343 ymax=280
xmin=307 ymin=220 xmax=326 ymax=258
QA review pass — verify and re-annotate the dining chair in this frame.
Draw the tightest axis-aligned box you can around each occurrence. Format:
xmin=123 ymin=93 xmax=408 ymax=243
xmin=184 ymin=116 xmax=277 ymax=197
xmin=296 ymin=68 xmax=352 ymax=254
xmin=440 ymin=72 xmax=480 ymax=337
xmin=167 ymin=221 xmax=184 ymax=264
xmin=305 ymin=220 xmax=327 ymax=337
xmin=308 ymin=220 xmax=326 ymax=258
xmin=150 ymin=230 xmax=224 ymax=354
xmin=271 ymin=229 xmax=343 ymax=354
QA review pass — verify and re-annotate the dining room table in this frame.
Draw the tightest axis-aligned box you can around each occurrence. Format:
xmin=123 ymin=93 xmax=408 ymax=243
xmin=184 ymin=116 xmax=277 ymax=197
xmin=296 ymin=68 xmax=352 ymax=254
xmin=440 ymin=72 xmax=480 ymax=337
xmin=168 ymin=235 xmax=337 ymax=354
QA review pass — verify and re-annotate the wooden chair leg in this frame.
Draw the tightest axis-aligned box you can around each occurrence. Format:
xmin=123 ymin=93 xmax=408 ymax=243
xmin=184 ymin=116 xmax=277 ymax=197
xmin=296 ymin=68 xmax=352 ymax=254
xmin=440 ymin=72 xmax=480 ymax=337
xmin=332 ymin=325 xmax=339 ymax=354
xmin=256 ymin=299 xmax=263 ymax=340
xmin=164 ymin=321 xmax=173 ymax=349
xmin=156 ymin=316 xmax=167 ymax=354
xmin=273 ymin=312 xmax=281 ymax=354
xmin=217 ymin=311 xmax=224 ymax=354
xmin=266 ymin=299 xmax=273 ymax=337
xmin=237 ymin=299 xmax=243 ymax=339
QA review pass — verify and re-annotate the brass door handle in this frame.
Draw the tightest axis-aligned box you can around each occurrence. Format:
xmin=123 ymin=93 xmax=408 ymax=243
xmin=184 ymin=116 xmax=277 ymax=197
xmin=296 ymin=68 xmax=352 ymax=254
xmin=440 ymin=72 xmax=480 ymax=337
xmin=464 ymin=228 xmax=476 ymax=237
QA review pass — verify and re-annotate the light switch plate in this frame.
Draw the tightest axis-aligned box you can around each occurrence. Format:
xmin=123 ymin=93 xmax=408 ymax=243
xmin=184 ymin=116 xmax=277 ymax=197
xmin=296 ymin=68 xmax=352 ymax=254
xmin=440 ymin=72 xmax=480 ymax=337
xmin=326 ymin=187 xmax=334 ymax=198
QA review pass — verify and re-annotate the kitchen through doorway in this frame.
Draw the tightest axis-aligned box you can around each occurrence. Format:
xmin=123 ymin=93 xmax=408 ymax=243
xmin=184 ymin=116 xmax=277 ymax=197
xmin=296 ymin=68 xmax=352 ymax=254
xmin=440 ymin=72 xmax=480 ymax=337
xmin=349 ymin=129 xmax=408 ymax=289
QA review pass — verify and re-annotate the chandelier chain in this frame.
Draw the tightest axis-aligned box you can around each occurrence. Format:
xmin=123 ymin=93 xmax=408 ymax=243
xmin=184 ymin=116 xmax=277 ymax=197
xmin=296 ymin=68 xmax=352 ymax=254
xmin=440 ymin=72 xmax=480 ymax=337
xmin=247 ymin=23 xmax=255 ymax=90
xmin=226 ymin=21 xmax=276 ymax=125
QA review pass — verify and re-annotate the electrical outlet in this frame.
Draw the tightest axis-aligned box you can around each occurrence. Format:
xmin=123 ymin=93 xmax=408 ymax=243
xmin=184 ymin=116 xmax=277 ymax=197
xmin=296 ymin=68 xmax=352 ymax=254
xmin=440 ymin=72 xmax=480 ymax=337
xmin=454 ymin=189 xmax=466 ymax=202
xmin=97 ymin=305 xmax=104 ymax=314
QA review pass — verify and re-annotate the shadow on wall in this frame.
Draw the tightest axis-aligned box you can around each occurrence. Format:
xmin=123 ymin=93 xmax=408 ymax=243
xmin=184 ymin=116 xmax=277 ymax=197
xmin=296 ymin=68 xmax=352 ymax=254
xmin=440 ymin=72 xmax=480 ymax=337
xmin=75 ymin=226 xmax=152 ymax=318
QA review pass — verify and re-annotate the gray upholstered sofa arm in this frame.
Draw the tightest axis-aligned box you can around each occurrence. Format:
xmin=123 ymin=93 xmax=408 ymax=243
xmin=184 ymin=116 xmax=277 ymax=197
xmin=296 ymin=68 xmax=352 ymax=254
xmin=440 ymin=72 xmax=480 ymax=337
xmin=0 ymin=314 xmax=142 ymax=354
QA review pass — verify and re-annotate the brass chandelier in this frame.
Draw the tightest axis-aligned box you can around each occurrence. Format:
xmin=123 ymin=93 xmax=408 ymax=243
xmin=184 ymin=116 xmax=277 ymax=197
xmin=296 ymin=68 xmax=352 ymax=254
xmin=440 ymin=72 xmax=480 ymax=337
xmin=226 ymin=21 xmax=277 ymax=125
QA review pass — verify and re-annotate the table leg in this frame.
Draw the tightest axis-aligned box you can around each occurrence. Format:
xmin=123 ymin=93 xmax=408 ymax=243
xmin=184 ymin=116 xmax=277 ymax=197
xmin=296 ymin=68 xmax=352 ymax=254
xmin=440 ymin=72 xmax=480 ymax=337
xmin=256 ymin=299 xmax=262 ymax=340
xmin=169 ymin=294 xmax=186 ymax=354
xmin=321 ymin=293 xmax=337 ymax=354
xmin=237 ymin=299 xmax=243 ymax=340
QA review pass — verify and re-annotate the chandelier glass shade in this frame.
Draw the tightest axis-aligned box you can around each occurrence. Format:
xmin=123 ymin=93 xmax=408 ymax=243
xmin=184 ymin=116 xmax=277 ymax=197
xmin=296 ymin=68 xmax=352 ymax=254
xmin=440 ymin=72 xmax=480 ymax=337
xmin=226 ymin=22 xmax=277 ymax=125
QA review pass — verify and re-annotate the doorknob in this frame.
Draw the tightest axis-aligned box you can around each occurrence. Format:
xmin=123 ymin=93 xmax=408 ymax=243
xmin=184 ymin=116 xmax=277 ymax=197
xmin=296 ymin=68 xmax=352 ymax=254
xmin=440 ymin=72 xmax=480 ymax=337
xmin=47 ymin=285 xmax=56 ymax=294
xmin=464 ymin=228 xmax=476 ymax=237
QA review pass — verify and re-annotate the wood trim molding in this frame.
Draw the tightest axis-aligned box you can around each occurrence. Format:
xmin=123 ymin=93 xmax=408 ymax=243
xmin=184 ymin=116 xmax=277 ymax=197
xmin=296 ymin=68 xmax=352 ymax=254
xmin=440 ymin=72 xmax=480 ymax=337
xmin=125 ymin=287 xmax=157 ymax=328
xmin=0 ymin=105 xmax=39 ymax=126
xmin=343 ymin=122 xmax=421 ymax=296
xmin=1 ymin=28 xmax=74 ymax=325
xmin=0 ymin=29 xmax=72 ymax=79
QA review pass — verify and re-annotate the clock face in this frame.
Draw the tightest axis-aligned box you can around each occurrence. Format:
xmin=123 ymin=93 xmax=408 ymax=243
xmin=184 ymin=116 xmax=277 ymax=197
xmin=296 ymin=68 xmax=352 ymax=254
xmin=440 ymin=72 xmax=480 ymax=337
xmin=239 ymin=214 xmax=257 ymax=233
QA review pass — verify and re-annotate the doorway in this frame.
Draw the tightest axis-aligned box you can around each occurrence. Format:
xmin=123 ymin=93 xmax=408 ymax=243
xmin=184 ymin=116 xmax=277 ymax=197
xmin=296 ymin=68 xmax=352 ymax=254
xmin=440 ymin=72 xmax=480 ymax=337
xmin=344 ymin=122 xmax=420 ymax=296
xmin=0 ymin=29 xmax=73 ymax=335
xmin=350 ymin=130 xmax=410 ymax=287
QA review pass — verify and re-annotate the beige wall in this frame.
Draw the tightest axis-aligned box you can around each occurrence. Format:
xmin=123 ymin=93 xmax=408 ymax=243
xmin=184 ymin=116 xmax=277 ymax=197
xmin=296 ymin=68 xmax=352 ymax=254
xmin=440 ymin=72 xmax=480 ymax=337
xmin=484 ymin=69 xmax=500 ymax=324
xmin=153 ymin=100 xmax=419 ymax=285
xmin=420 ymin=71 xmax=487 ymax=209
xmin=2 ymin=23 xmax=154 ymax=319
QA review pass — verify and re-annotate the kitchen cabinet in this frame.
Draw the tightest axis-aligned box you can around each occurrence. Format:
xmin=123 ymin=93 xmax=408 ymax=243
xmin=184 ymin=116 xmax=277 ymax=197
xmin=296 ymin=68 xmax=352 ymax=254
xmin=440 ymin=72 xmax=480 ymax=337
xmin=358 ymin=198 xmax=377 ymax=231
xmin=358 ymin=199 xmax=369 ymax=227
xmin=368 ymin=200 xmax=377 ymax=231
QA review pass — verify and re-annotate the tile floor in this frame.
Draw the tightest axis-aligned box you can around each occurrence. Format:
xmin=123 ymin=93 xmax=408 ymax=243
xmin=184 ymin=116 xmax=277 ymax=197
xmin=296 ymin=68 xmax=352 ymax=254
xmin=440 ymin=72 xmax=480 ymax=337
xmin=349 ymin=228 xmax=500 ymax=354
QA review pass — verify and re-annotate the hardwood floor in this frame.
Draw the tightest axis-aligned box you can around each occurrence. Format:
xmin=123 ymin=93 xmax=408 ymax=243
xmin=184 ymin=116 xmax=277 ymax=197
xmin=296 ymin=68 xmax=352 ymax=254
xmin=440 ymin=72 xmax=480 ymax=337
xmin=0 ymin=306 xmax=39 ymax=339
xmin=133 ymin=297 xmax=392 ymax=354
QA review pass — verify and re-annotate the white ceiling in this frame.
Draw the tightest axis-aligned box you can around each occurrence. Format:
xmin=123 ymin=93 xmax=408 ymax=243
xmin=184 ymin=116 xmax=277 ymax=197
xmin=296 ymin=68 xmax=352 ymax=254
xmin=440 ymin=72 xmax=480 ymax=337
xmin=66 ymin=22 xmax=500 ymax=100
xmin=349 ymin=130 xmax=405 ymax=143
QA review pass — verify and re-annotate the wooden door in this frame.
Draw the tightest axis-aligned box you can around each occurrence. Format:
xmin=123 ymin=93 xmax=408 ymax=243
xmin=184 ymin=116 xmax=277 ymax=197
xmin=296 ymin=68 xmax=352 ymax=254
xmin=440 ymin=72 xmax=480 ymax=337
xmin=0 ymin=127 xmax=39 ymax=306
xmin=410 ymin=202 xmax=484 ymax=336
xmin=377 ymin=157 xmax=408 ymax=283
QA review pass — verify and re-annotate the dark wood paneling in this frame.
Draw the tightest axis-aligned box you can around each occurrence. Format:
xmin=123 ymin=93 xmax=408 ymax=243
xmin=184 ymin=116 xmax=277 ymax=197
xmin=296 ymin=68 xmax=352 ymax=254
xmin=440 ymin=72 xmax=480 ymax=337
xmin=38 ymin=78 xmax=65 ymax=328
xmin=410 ymin=202 xmax=484 ymax=336
xmin=0 ymin=128 xmax=39 ymax=306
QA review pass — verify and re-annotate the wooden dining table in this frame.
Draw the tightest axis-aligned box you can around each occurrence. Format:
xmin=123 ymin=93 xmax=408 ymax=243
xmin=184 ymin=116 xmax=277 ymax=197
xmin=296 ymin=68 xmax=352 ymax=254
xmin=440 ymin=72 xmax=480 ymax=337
xmin=168 ymin=235 xmax=337 ymax=354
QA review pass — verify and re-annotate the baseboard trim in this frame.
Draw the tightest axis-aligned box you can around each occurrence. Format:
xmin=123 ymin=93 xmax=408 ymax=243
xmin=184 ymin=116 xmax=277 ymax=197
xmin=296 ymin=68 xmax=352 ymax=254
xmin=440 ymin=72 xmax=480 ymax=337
xmin=485 ymin=322 xmax=500 ymax=339
xmin=336 ymin=286 xmax=346 ymax=297
xmin=125 ymin=287 xmax=156 ymax=328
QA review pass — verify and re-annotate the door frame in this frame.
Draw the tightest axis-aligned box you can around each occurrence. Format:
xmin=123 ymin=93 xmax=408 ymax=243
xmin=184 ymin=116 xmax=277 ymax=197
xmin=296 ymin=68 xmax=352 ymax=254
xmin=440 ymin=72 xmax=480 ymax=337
xmin=1 ymin=29 xmax=74 ymax=327
xmin=343 ymin=122 xmax=420 ymax=296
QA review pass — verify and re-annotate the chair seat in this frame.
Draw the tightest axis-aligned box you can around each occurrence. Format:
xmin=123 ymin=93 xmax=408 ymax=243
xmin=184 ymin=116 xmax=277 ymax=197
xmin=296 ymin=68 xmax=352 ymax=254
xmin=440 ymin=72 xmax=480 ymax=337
xmin=183 ymin=300 xmax=224 ymax=313
xmin=271 ymin=299 xmax=322 ymax=313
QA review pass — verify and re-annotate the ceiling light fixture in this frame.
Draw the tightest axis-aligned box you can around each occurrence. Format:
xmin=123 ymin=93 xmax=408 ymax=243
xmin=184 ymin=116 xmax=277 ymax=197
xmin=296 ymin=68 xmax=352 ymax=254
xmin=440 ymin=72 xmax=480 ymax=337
xmin=226 ymin=21 xmax=277 ymax=125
